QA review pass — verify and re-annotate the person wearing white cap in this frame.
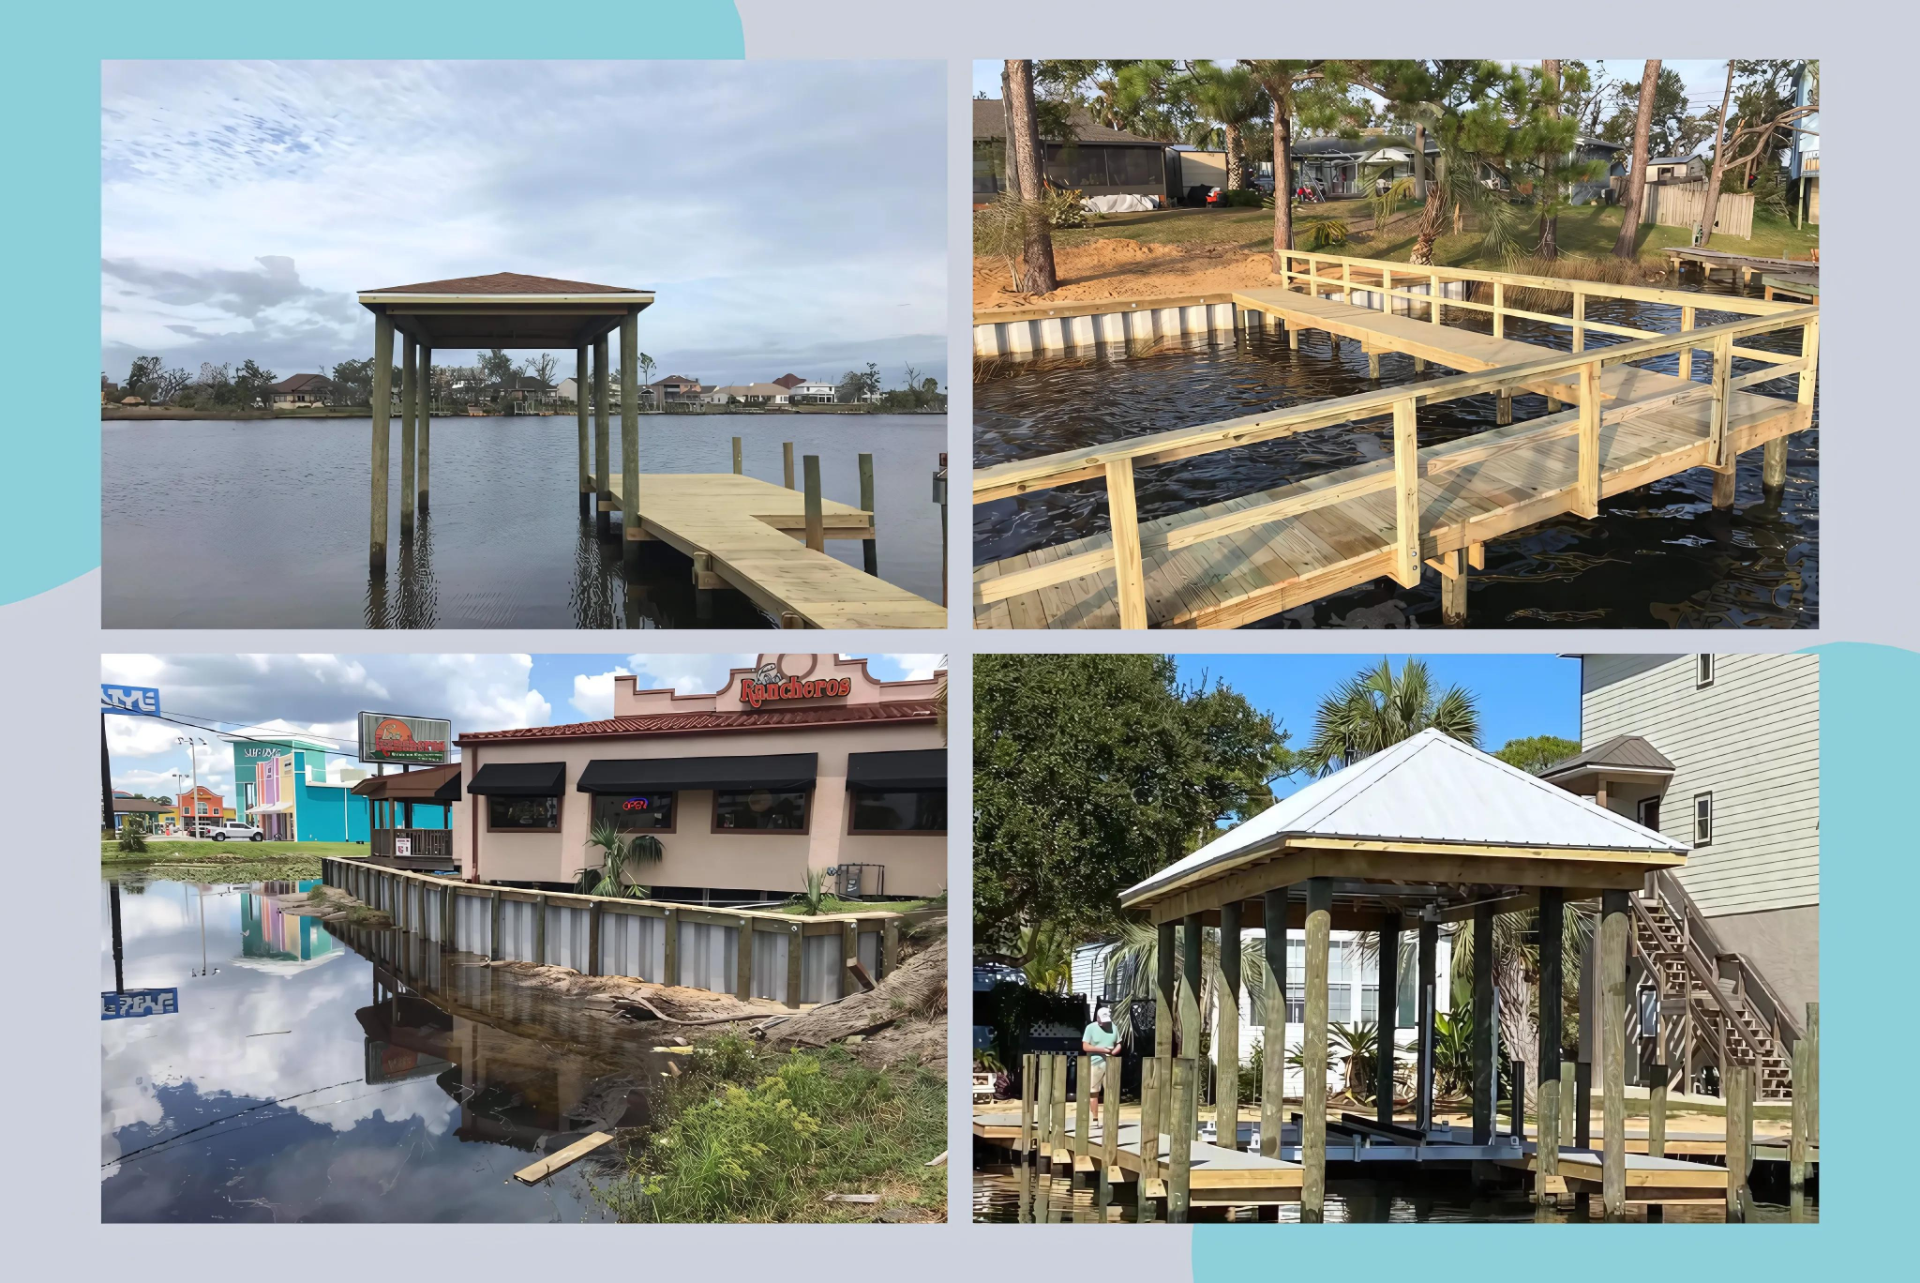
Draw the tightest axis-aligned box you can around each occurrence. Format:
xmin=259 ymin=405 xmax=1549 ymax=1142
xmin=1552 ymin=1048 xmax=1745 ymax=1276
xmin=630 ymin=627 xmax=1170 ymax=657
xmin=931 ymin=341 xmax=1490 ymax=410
xmin=1082 ymin=1005 xmax=1121 ymax=1133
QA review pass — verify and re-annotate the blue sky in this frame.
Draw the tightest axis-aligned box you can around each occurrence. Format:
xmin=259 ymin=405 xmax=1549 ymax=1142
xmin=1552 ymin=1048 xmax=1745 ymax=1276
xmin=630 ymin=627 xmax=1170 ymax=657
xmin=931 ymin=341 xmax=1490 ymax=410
xmin=102 ymin=61 xmax=947 ymax=391
xmin=101 ymin=652 xmax=943 ymax=802
xmin=1170 ymin=653 xmax=1580 ymax=798
xmin=973 ymin=59 xmax=1743 ymax=155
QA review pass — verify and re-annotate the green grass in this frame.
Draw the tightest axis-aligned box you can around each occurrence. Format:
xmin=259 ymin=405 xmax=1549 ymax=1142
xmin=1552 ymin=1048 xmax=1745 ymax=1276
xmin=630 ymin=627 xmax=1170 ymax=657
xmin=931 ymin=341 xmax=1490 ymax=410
xmin=591 ymin=1033 xmax=946 ymax=1223
xmin=1050 ymin=199 xmax=1819 ymax=269
xmin=770 ymin=896 xmax=934 ymax=916
xmin=102 ymin=840 xmax=366 ymax=882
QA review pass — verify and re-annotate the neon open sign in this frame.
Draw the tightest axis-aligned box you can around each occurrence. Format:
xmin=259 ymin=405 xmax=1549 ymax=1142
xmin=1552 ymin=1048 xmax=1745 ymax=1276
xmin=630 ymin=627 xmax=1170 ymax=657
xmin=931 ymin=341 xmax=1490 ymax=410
xmin=620 ymin=797 xmax=651 ymax=812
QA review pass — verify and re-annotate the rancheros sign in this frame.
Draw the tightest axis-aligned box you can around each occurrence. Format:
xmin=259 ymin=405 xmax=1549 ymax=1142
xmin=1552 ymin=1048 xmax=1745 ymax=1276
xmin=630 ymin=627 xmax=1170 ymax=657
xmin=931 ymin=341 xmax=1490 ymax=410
xmin=737 ymin=661 xmax=852 ymax=710
xmin=357 ymin=711 xmax=452 ymax=764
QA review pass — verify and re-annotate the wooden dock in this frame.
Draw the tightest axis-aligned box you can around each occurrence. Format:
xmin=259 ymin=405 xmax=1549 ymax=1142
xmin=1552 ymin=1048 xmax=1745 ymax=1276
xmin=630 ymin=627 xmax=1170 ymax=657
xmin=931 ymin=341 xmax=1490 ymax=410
xmin=1500 ymin=1148 xmax=1728 ymax=1205
xmin=975 ymin=1109 xmax=1304 ymax=1206
xmin=1666 ymin=246 xmax=1819 ymax=289
xmin=973 ymin=252 xmax=1818 ymax=629
xmin=603 ymin=472 xmax=944 ymax=629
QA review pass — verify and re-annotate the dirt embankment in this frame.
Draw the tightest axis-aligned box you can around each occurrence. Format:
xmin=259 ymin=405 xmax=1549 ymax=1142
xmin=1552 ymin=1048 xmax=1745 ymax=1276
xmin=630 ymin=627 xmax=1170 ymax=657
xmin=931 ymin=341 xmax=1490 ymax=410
xmin=975 ymin=238 xmax=1285 ymax=312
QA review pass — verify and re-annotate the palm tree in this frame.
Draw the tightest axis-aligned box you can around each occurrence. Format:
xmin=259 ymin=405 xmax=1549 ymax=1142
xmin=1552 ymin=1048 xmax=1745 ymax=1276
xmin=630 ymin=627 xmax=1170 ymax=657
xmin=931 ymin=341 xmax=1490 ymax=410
xmin=1184 ymin=62 xmax=1266 ymax=191
xmin=1101 ymin=920 xmax=1280 ymax=1096
xmin=1447 ymin=905 xmax=1593 ymax=1109
xmin=1296 ymin=657 xmax=1480 ymax=777
xmin=577 ymin=821 xmax=661 ymax=899
xmin=791 ymin=866 xmax=831 ymax=915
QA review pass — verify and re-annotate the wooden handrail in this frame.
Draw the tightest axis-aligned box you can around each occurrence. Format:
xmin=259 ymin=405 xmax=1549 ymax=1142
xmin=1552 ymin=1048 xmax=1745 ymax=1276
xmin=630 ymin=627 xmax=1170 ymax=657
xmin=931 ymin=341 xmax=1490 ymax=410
xmin=974 ymin=306 xmax=1818 ymax=502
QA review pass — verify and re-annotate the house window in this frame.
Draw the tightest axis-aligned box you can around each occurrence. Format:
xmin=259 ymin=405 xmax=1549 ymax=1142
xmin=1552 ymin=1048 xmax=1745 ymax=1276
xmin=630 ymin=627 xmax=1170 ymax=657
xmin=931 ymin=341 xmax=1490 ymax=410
xmin=488 ymin=795 xmax=560 ymax=830
xmin=713 ymin=788 xmax=809 ymax=833
xmin=1361 ymin=984 xmax=1379 ymax=1024
xmin=849 ymin=788 xmax=947 ymax=834
xmin=590 ymin=791 xmax=675 ymax=832
xmin=1696 ymin=654 xmax=1715 ymax=688
xmin=1285 ymin=984 xmax=1305 ymax=1024
xmin=1638 ymin=797 xmax=1662 ymax=833
xmin=1693 ymin=792 xmax=1713 ymax=846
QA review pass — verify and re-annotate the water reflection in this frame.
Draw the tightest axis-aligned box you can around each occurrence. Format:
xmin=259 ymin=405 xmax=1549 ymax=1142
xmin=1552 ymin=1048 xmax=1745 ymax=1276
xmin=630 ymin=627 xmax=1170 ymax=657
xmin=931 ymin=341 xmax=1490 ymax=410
xmin=103 ymin=415 xmax=946 ymax=628
xmin=100 ymin=877 xmax=666 ymax=1222
xmin=974 ymin=281 xmax=1816 ymax=628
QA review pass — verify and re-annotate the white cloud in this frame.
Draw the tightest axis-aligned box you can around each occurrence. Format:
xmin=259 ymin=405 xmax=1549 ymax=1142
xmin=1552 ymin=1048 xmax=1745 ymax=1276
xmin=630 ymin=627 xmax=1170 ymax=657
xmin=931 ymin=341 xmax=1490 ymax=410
xmin=570 ymin=668 xmax=631 ymax=719
xmin=625 ymin=653 xmax=757 ymax=699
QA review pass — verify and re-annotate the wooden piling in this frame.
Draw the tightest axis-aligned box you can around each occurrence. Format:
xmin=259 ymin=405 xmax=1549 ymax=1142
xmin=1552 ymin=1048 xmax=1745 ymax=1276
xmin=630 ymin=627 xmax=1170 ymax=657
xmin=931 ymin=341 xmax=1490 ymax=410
xmin=620 ymin=312 xmax=641 ymax=572
xmin=1217 ymin=901 xmax=1241 ymax=1150
xmin=1575 ymin=358 xmax=1602 ymax=519
xmin=400 ymin=336 xmax=417 ymax=537
xmin=1440 ymin=547 xmax=1468 ymax=625
xmin=734 ymin=915 xmax=754 ymax=1000
xmin=1074 ymin=1053 xmax=1093 ymax=1184
xmin=1763 ymin=438 xmax=1787 ymax=490
xmin=1416 ymin=916 xmax=1437 ymax=1132
xmin=1600 ymin=889 xmax=1629 ymax=1220
xmin=577 ymin=346 xmax=591 ymax=517
xmin=1167 ymin=1058 xmax=1195 ymax=1223
xmin=417 ymin=346 xmax=431 ymax=515
xmin=1472 ymin=901 xmax=1496 ymax=1144
xmin=1051 ymin=1051 xmax=1069 ymax=1168
xmin=532 ymin=893 xmax=546 ymax=965
xmin=1137 ymin=1057 xmax=1159 ymax=1220
xmin=1035 ymin=1053 xmax=1054 ymax=1170
xmin=1536 ymin=1070 xmax=1560 ymax=1204
xmin=1368 ymin=351 xmax=1381 ymax=380
xmin=488 ymin=888 xmax=501 ymax=962
xmin=1179 ymin=915 xmax=1202 ymax=1140
xmin=1509 ymin=1059 xmax=1525 ymax=1136
xmin=858 ymin=452 xmax=877 ymax=575
xmin=802 ymin=454 xmax=825 ymax=551
xmin=368 ymin=313 xmax=393 ymax=575
xmin=783 ymin=441 xmax=795 ymax=489
xmin=1151 ymin=918 xmax=1175 ymax=1170
xmin=1497 ymin=391 xmax=1512 ymax=425
xmin=593 ymin=336 xmax=612 ymax=538
xmin=1377 ymin=911 xmax=1398 ymax=1127
xmin=662 ymin=905 xmax=679 ymax=985
xmin=731 ymin=435 xmax=743 ymax=475
xmin=1302 ymin=877 xmax=1332 ymax=1222
xmin=1262 ymin=887 xmax=1289 ymax=1156
xmin=1018 ymin=1052 xmax=1036 ymax=1158
xmin=1649 ymin=1036 xmax=1668 ymax=1158
xmin=1725 ymin=1063 xmax=1752 ymax=1222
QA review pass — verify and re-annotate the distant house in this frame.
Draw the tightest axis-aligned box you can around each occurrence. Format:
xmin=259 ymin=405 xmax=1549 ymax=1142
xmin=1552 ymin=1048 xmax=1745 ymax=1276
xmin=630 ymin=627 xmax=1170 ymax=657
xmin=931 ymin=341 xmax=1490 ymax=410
xmin=704 ymin=382 xmax=790 ymax=406
xmin=974 ymin=98 xmax=1171 ymax=203
xmin=1294 ymin=131 xmax=1623 ymax=204
xmin=771 ymin=373 xmax=806 ymax=391
xmin=110 ymin=795 xmax=170 ymax=833
xmin=788 ymin=379 xmax=837 ymax=404
xmin=1645 ymin=155 xmax=1707 ymax=183
xmin=650 ymin=375 xmax=705 ymax=406
xmin=269 ymin=373 xmax=334 ymax=407
xmin=503 ymin=375 xmax=554 ymax=411
xmin=556 ymin=376 xmax=582 ymax=405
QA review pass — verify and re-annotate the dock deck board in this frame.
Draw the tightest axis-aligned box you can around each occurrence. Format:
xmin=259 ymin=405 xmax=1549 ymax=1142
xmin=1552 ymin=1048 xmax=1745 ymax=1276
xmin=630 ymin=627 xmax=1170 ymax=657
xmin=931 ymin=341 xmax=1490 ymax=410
xmin=975 ymin=287 xmax=1810 ymax=629
xmin=605 ymin=473 xmax=944 ymax=629
xmin=974 ymin=1110 xmax=1303 ymax=1201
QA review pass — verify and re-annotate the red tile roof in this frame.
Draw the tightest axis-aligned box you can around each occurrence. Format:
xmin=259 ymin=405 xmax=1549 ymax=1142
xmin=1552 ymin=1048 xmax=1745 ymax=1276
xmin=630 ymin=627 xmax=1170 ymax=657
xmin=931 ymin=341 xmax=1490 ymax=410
xmin=771 ymin=373 xmax=806 ymax=389
xmin=458 ymin=700 xmax=940 ymax=744
xmin=362 ymin=271 xmax=647 ymax=295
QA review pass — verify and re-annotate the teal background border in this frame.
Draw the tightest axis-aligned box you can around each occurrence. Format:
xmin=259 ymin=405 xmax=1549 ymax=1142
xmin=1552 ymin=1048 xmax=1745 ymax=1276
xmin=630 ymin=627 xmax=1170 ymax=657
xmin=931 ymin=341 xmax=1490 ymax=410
xmin=5 ymin=2 xmax=744 ymax=608
xmin=1195 ymin=641 xmax=1905 ymax=1276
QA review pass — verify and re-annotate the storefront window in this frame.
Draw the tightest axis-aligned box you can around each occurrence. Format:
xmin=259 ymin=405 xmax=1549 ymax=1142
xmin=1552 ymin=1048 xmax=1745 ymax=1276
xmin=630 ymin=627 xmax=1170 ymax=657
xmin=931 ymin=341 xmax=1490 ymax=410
xmin=713 ymin=788 xmax=809 ymax=832
xmin=849 ymin=788 xmax=946 ymax=833
xmin=488 ymin=795 xmax=559 ymax=830
xmin=590 ymin=791 xmax=675 ymax=832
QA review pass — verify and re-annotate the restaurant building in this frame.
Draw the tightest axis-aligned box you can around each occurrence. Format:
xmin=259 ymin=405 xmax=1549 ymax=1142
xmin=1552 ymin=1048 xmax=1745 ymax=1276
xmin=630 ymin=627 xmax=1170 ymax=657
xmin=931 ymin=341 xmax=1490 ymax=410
xmin=453 ymin=655 xmax=946 ymax=904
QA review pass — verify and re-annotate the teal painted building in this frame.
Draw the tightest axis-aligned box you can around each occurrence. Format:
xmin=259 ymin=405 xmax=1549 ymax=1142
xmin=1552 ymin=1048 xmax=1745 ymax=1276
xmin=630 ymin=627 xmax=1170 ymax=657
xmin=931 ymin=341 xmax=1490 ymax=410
xmin=228 ymin=736 xmax=451 ymax=843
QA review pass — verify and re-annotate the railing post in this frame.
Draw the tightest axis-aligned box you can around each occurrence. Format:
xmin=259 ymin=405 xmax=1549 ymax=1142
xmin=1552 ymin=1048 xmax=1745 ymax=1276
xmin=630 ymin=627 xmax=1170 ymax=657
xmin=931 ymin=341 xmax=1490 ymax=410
xmin=1342 ymin=259 xmax=1353 ymax=306
xmin=1709 ymin=331 xmax=1735 ymax=468
xmin=1572 ymin=289 xmax=1586 ymax=353
xmin=1105 ymin=458 xmax=1149 ymax=628
xmin=731 ymin=435 xmax=742 ymax=474
xmin=1797 ymin=316 xmax=1820 ymax=410
xmin=1493 ymin=280 xmax=1504 ymax=339
xmin=1679 ymin=305 xmax=1696 ymax=381
xmin=1019 ymin=1051 xmax=1037 ymax=1158
xmin=1430 ymin=270 xmax=1442 ymax=325
xmin=1380 ymin=265 xmax=1392 ymax=315
xmin=1576 ymin=358 xmax=1602 ymax=518
xmin=1391 ymin=397 xmax=1421 ymax=588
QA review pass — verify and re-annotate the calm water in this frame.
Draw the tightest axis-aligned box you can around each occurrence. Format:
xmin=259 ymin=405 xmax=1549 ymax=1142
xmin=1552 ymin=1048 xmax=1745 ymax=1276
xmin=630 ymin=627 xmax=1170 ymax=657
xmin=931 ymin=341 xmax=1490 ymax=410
xmin=973 ymin=1161 xmax=1817 ymax=1224
xmin=974 ymin=282 xmax=1817 ymax=628
xmin=103 ymin=414 xmax=947 ymax=628
xmin=100 ymin=877 xmax=672 ymax=1222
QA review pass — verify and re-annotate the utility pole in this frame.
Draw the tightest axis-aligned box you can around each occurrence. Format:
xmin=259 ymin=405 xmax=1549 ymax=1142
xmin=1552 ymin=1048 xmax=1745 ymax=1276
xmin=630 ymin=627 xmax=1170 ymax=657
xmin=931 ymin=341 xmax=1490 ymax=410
xmin=101 ymin=711 xmax=114 ymax=834
xmin=175 ymin=735 xmax=206 ymax=834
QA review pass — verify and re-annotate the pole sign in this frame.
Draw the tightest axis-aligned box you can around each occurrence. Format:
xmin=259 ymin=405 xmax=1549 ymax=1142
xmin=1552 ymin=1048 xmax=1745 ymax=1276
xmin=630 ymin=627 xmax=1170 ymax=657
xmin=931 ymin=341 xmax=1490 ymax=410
xmin=101 ymin=988 xmax=178 ymax=1020
xmin=357 ymin=712 xmax=451 ymax=764
xmin=101 ymin=685 xmax=161 ymax=716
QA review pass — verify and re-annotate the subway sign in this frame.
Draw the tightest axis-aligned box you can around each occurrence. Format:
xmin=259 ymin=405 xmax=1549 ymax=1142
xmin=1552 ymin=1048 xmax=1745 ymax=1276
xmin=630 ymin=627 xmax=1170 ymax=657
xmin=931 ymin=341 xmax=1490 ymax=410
xmin=737 ymin=674 xmax=852 ymax=709
xmin=101 ymin=684 xmax=161 ymax=716
xmin=357 ymin=712 xmax=452 ymax=764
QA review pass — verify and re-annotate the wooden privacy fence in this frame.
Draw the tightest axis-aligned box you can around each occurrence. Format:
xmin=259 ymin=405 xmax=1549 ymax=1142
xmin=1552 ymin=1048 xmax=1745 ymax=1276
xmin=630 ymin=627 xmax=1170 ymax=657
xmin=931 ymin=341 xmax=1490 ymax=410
xmin=1642 ymin=181 xmax=1754 ymax=241
xmin=321 ymin=857 xmax=900 ymax=1008
xmin=974 ymin=288 xmax=1818 ymax=628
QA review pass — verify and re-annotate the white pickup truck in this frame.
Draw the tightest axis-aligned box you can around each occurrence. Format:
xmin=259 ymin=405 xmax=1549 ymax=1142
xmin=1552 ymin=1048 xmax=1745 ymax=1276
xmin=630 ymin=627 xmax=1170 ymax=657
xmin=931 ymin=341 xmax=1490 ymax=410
xmin=208 ymin=821 xmax=265 ymax=842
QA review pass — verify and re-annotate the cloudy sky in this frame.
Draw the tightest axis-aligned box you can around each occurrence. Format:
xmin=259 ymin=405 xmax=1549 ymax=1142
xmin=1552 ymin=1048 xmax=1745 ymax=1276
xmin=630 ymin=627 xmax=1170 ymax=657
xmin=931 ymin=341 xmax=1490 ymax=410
xmin=102 ymin=61 xmax=947 ymax=390
xmin=102 ymin=652 xmax=945 ymax=802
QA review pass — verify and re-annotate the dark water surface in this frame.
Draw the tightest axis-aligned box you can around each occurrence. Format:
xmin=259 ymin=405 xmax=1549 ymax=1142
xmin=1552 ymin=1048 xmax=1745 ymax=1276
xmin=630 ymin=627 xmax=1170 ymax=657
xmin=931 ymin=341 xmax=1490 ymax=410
xmin=103 ymin=415 xmax=947 ymax=628
xmin=974 ymin=281 xmax=1816 ymax=628
xmin=100 ymin=877 xmax=671 ymax=1222
xmin=973 ymin=1162 xmax=1817 ymax=1224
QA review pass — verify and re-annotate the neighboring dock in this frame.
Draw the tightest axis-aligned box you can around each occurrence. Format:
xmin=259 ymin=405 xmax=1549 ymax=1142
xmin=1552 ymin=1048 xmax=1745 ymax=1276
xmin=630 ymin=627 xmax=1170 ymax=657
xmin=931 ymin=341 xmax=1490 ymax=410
xmin=1665 ymin=245 xmax=1819 ymax=289
xmin=973 ymin=252 xmax=1818 ymax=629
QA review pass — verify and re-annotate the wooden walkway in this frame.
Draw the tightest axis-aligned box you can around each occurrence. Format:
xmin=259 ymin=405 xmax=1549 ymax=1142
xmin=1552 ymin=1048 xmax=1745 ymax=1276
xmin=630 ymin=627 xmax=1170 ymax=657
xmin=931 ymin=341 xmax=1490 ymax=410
xmin=1501 ymin=1147 xmax=1729 ymax=1205
xmin=975 ymin=266 xmax=1817 ymax=629
xmin=603 ymin=472 xmax=944 ymax=629
xmin=975 ymin=1109 xmax=1303 ymax=1205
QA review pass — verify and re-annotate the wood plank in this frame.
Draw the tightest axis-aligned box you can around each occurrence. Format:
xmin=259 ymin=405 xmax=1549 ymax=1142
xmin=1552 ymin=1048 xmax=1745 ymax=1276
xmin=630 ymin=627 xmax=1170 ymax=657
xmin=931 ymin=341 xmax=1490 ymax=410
xmin=514 ymin=1131 xmax=615 ymax=1183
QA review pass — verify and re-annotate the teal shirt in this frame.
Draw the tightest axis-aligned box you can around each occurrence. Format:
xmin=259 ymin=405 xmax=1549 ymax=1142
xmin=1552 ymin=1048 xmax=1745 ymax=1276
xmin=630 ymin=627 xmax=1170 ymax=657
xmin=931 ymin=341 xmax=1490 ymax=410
xmin=1083 ymin=1022 xmax=1120 ymax=1066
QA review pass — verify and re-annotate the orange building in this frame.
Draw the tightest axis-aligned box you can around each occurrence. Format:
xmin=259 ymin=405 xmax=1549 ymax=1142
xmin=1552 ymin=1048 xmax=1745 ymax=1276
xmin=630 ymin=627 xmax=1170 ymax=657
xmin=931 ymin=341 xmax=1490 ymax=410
xmin=177 ymin=785 xmax=226 ymax=835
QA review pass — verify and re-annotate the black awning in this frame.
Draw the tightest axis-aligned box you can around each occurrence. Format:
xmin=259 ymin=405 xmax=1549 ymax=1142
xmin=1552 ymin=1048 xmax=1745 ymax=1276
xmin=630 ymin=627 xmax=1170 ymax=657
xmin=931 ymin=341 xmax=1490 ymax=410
xmin=846 ymin=749 xmax=947 ymax=791
xmin=577 ymin=752 xmax=818 ymax=794
xmin=466 ymin=761 xmax=566 ymax=796
xmin=433 ymin=773 xmax=463 ymax=802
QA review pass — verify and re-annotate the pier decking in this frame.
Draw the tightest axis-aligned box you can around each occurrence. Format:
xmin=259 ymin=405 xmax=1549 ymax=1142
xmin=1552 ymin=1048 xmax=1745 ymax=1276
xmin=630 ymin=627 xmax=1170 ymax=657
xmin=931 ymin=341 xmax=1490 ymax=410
xmin=973 ymin=252 xmax=1818 ymax=629
xmin=976 ymin=1109 xmax=1305 ymax=1205
xmin=601 ymin=472 xmax=944 ymax=629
